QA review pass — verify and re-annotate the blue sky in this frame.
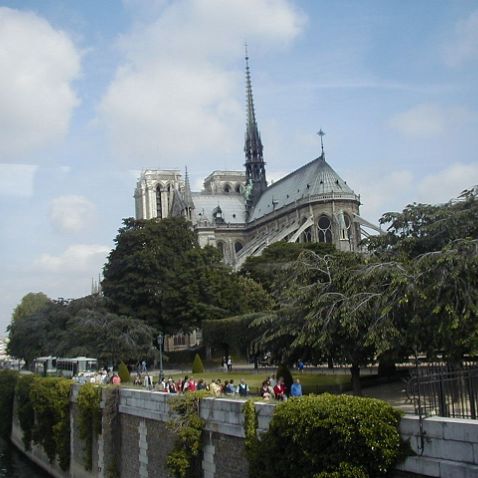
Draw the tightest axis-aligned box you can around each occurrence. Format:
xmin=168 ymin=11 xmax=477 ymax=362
xmin=1 ymin=0 xmax=477 ymax=333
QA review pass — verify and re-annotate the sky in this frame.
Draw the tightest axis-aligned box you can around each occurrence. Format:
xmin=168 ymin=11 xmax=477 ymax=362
xmin=1 ymin=0 xmax=477 ymax=334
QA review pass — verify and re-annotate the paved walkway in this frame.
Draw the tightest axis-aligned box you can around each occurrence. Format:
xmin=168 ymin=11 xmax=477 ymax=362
xmin=361 ymin=380 xmax=415 ymax=414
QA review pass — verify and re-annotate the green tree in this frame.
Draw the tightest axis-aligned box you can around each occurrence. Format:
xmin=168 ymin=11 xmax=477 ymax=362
xmin=8 ymin=294 xmax=156 ymax=366
xmin=102 ymin=217 xmax=272 ymax=333
xmin=242 ymin=241 xmax=335 ymax=293
xmin=253 ymin=251 xmax=398 ymax=394
xmin=11 ymin=292 xmax=50 ymax=322
xmin=365 ymin=186 xmax=478 ymax=258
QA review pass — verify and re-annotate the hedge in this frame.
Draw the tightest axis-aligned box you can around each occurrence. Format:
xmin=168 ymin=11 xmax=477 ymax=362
xmin=249 ymin=394 xmax=407 ymax=478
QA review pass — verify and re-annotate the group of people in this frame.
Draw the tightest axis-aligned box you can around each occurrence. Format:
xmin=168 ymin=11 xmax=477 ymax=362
xmin=131 ymin=372 xmax=303 ymax=400
xmin=72 ymin=368 xmax=121 ymax=385
xmin=260 ymin=376 xmax=302 ymax=400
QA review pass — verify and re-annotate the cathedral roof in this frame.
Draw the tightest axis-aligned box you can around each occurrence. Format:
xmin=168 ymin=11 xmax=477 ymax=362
xmin=193 ymin=193 xmax=246 ymax=225
xmin=248 ymin=155 xmax=358 ymax=222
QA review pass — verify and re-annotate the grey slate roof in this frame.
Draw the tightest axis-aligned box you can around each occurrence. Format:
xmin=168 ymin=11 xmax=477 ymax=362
xmin=192 ymin=193 xmax=246 ymax=225
xmin=249 ymin=155 xmax=358 ymax=222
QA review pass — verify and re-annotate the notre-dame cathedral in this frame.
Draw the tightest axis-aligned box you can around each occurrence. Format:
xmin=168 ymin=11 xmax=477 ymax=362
xmin=134 ymin=54 xmax=380 ymax=270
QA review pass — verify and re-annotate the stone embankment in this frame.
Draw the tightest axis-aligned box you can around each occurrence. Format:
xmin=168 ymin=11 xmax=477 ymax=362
xmin=10 ymin=386 xmax=478 ymax=478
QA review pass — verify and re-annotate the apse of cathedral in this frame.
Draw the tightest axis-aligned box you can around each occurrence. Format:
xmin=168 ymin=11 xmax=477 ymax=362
xmin=134 ymin=54 xmax=381 ymax=269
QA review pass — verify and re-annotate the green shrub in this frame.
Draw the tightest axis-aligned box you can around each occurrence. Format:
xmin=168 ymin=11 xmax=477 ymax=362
xmin=117 ymin=361 xmax=130 ymax=383
xmin=166 ymin=391 xmax=209 ymax=478
xmin=276 ymin=364 xmax=293 ymax=396
xmin=192 ymin=353 xmax=204 ymax=374
xmin=0 ymin=370 xmax=19 ymax=438
xmin=29 ymin=377 xmax=72 ymax=470
xmin=0 ymin=370 xmax=18 ymax=439
xmin=250 ymin=394 xmax=406 ymax=478
xmin=15 ymin=374 xmax=36 ymax=450
xmin=77 ymin=383 xmax=102 ymax=470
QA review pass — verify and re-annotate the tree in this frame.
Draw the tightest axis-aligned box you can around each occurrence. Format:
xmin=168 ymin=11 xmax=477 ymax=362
xmin=102 ymin=217 xmax=272 ymax=333
xmin=365 ymin=186 xmax=478 ymax=258
xmin=11 ymin=292 xmax=50 ymax=322
xmin=363 ymin=187 xmax=478 ymax=364
xmin=7 ymin=294 xmax=156 ymax=366
xmin=368 ymin=239 xmax=478 ymax=364
xmin=252 ymin=251 xmax=398 ymax=394
xmin=241 ymin=241 xmax=335 ymax=294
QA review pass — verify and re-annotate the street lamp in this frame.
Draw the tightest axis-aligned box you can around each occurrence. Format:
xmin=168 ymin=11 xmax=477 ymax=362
xmin=157 ymin=332 xmax=164 ymax=381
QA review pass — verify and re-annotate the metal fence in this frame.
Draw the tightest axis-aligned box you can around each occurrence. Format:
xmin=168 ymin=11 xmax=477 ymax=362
xmin=406 ymin=365 xmax=478 ymax=419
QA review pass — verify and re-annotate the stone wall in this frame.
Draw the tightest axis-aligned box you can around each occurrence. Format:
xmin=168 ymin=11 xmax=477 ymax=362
xmin=10 ymin=386 xmax=478 ymax=478
xmin=398 ymin=415 xmax=478 ymax=478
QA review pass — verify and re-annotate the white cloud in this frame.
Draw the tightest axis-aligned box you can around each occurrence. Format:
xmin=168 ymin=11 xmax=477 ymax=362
xmin=352 ymin=162 xmax=478 ymax=226
xmin=49 ymin=195 xmax=97 ymax=233
xmin=444 ymin=9 xmax=478 ymax=67
xmin=35 ymin=244 xmax=110 ymax=273
xmin=353 ymin=169 xmax=414 ymax=224
xmin=98 ymin=0 xmax=306 ymax=166
xmin=388 ymin=103 xmax=472 ymax=138
xmin=0 ymin=7 xmax=80 ymax=160
xmin=0 ymin=164 xmax=38 ymax=197
xmin=417 ymin=162 xmax=478 ymax=204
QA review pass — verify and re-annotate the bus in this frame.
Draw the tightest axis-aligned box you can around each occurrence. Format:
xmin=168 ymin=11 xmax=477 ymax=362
xmin=33 ymin=356 xmax=57 ymax=376
xmin=56 ymin=357 xmax=98 ymax=377
xmin=33 ymin=356 xmax=98 ymax=378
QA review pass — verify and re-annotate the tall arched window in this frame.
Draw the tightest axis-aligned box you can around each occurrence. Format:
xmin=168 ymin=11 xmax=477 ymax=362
xmin=234 ymin=241 xmax=243 ymax=253
xmin=217 ymin=241 xmax=225 ymax=258
xmin=318 ymin=215 xmax=332 ymax=243
xmin=156 ymin=185 xmax=163 ymax=219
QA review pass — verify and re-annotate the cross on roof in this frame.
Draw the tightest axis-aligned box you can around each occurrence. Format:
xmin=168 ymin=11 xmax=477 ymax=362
xmin=317 ymin=129 xmax=325 ymax=156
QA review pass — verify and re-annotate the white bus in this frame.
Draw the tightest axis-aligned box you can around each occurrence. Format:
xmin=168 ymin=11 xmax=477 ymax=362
xmin=33 ymin=356 xmax=57 ymax=376
xmin=56 ymin=357 xmax=98 ymax=377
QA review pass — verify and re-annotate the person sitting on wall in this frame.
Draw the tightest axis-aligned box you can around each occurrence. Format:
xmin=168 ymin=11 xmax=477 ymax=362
xmin=273 ymin=377 xmax=287 ymax=401
xmin=167 ymin=377 xmax=177 ymax=394
xmin=237 ymin=379 xmax=249 ymax=397
xmin=210 ymin=379 xmax=221 ymax=397
xmin=112 ymin=372 xmax=121 ymax=385
xmin=290 ymin=378 xmax=302 ymax=397
xmin=260 ymin=380 xmax=272 ymax=400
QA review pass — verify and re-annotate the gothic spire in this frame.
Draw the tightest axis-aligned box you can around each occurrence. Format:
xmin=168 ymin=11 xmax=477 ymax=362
xmin=244 ymin=45 xmax=267 ymax=211
xmin=184 ymin=166 xmax=194 ymax=208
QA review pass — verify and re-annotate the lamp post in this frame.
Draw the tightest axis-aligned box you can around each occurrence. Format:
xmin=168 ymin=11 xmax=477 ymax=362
xmin=157 ymin=332 xmax=164 ymax=381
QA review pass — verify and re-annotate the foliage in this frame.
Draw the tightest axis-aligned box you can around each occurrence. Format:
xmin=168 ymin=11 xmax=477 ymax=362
xmin=202 ymin=313 xmax=274 ymax=357
xmin=102 ymin=217 xmax=272 ymax=334
xmin=77 ymin=383 xmax=102 ymax=471
xmin=7 ymin=294 xmax=156 ymax=366
xmin=103 ymin=387 xmax=121 ymax=478
xmin=241 ymin=241 xmax=335 ymax=293
xmin=367 ymin=239 xmax=478 ymax=362
xmin=29 ymin=377 xmax=72 ymax=470
xmin=7 ymin=299 xmax=66 ymax=364
xmin=15 ymin=374 xmax=36 ymax=450
xmin=250 ymin=394 xmax=405 ymax=478
xmin=0 ymin=370 xmax=18 ymax=438
xmin=243 ymin=400 xmax=258 ymax=462
xmin=118 ymin=361 xmax=130 ymax=383
xmin=365 ymin=186 xmax=478 ymax=258
xmin=166 ymin=391 xmax=209 ymax=478
xmin=275 ymin=364 xmax=293 ymax=395
xmin=11 ymin=292 xmax=50 ymax=322
xmin=251 ymin=251 xmax=397 ymax=394
xmin=191 ymin=353 xmax=204 ymax=374
xmin=315 ymin=463 xmax=368 ymax=478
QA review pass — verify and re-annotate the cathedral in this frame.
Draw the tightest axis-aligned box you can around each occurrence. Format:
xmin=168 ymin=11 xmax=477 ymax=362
xmin=134 ymin=54 xmax=380 ymax=270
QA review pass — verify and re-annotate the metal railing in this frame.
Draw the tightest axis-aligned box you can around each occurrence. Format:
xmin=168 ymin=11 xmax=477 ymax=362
xmin=406 ymin=365 xmax=478 ymax=419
